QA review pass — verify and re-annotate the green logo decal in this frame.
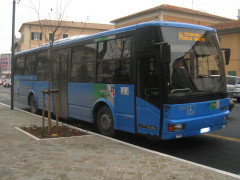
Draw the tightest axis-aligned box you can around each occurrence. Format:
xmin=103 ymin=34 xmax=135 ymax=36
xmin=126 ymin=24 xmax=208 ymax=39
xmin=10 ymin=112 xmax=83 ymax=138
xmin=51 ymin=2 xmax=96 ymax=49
xmin=210 ymin=100 xmax=220 ymax=110
xmin=93 ymin=84 xmax=107 ymax=102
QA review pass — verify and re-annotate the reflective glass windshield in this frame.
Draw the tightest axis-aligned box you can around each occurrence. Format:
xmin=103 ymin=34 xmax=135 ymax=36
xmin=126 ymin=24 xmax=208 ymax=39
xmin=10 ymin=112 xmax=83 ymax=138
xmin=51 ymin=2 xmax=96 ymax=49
xmin=161 ymin=27 xmax=226 ymax=100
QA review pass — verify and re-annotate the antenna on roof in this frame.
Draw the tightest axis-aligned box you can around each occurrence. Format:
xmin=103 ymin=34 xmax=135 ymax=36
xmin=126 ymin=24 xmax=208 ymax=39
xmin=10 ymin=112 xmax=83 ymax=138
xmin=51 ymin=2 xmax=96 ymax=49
xmin=191 ymin=0 xmax=194 ymax=20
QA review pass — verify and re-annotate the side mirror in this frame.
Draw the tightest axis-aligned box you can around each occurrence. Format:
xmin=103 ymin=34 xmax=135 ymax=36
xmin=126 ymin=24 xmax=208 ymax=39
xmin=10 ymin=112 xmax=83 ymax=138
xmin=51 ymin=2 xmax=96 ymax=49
xmin=221 ymin=48 xmax=230 ymax=65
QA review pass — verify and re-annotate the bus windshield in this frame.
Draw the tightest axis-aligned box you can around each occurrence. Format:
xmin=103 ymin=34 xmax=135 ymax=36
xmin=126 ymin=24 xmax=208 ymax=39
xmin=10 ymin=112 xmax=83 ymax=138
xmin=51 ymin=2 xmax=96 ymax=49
xmin=161 ymin=27 xmax=226 ymax=101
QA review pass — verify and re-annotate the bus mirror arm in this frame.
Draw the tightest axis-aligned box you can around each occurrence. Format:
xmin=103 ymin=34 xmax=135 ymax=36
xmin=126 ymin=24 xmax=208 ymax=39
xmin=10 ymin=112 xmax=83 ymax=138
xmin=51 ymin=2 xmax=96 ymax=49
xmin=221 ymin=48 xmax=230 ymax=65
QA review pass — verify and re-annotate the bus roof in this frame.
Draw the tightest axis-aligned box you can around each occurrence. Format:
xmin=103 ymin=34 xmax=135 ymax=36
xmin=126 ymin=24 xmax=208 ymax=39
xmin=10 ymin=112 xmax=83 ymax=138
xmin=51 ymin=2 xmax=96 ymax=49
xmin=16 ymin=21 xmax=215 ymax=55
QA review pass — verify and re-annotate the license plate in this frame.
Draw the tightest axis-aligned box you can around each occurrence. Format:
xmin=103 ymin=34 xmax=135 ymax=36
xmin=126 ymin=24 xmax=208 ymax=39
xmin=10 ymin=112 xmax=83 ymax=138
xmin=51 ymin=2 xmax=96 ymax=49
xmin=200 ymin=127 xmax=210 ymax=134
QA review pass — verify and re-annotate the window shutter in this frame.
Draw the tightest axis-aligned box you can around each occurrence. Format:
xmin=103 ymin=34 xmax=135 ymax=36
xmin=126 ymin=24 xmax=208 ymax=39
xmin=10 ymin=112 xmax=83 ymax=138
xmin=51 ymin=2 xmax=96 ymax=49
xmin=31 ymin=32 xmax=34 ymax=40
xmin=40 ymin=33 xmax=42 ymax=41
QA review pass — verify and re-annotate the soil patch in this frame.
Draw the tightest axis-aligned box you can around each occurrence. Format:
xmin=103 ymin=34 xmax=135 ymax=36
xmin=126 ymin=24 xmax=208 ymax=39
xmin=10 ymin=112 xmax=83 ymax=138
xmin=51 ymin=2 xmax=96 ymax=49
xmin=22 ymin=125 xmax=89 ymax=139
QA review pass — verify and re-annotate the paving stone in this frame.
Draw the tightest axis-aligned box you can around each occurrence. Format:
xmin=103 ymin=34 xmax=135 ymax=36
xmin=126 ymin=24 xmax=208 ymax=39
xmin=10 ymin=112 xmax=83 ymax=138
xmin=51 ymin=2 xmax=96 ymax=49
xmin=0 ymin=104 xmax=239 ymax=180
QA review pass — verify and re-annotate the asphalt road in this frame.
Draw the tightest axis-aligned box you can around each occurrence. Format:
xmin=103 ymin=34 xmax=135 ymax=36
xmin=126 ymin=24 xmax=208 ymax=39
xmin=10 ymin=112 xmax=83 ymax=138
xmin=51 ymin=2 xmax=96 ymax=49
xmin=1 ymin=86 xmax=240 ymax=175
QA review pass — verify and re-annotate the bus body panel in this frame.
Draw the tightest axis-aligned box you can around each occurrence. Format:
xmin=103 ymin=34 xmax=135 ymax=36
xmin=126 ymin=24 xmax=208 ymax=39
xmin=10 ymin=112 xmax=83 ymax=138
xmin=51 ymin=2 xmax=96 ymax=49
xmin=18 ymin=81 xmax=31 ymax=105
xmin=162 ymin=98 xmax=229 ymax=139
xmin=92 ymin=84 xmax=135 ymax=133
xmin=136 ymin=97 xmax=161 ymax=136
xmin=67 ymin=83 xmax=135 ymax=133
xmin=114 ymin=84 xmax=135 ymax=133
xmin=68 ymin=83 xmax=93 ymax=122
xmin=32 ymin=81 xmax=50 ymax=110
xmin=162 ymin=123 xmax=226 ymax=140
xmin=14 ymin=75 xmax=35 ymax=106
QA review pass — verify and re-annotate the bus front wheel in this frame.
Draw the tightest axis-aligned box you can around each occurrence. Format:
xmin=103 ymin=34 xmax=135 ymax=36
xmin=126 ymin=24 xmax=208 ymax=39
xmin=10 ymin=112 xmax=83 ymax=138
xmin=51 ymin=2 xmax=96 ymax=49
xmin=97 ymin=106 xmax=115 ymax=137
xmin=30 ymin=95 xmax=37 ymax=114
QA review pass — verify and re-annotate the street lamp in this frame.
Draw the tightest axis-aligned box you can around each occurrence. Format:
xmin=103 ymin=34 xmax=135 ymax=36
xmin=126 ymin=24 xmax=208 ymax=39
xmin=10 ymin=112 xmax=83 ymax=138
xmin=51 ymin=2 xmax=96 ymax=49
xmin=11 ymin=0 xmax=16 ymax=110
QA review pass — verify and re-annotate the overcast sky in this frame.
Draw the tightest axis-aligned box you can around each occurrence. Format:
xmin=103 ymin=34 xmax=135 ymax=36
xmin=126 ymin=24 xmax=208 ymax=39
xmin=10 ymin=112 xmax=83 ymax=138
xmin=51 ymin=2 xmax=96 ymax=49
xmin=1 ymin=0 xmax=239 ymax=54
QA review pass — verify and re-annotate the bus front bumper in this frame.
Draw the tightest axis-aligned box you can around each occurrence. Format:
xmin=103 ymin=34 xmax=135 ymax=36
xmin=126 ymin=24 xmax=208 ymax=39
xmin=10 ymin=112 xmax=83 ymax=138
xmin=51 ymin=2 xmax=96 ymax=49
xmin=161 ymin=111 xmax=229 ymax=140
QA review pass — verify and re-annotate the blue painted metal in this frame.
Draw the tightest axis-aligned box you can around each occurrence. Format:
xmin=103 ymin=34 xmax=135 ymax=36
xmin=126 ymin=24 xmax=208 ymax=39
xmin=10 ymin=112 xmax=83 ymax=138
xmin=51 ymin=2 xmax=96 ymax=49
xmin=161 ymin=98 xmax=230 ymax=139
xmin=136 ymin=97 xmax=161 ymax=136
xmin=14 ymin=77 xmax=230 ymax=139
xmin=32 ymin=81 xmax=50 ymax=110
xmin=137 ymin=21 xmax=216 ymax=32
xmin=114 ymin=84 xmax=135 ymax=133
xmin=68 ymin=83 xmax=94 ymax=122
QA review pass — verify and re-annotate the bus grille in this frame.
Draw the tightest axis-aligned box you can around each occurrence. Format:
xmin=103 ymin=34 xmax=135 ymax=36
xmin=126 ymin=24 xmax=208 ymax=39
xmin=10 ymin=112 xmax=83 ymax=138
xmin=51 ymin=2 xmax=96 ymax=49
xmin=167 ymin=92 xmax=228 ymax=104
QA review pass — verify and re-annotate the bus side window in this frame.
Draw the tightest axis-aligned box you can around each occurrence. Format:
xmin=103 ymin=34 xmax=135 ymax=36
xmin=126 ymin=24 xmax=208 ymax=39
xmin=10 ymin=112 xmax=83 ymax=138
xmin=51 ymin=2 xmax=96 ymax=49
xmin=138 ymin=56 xmax=159 ymax=107
xmin=15 ymin=56 xmax=26 ymax=75
xmin=96 ymin=37 xmax=131 ymax=84
xmin=37 ymin=52 xmax=49 ymax=81
xmin=70 ymin=44 xmax=96 ymax=83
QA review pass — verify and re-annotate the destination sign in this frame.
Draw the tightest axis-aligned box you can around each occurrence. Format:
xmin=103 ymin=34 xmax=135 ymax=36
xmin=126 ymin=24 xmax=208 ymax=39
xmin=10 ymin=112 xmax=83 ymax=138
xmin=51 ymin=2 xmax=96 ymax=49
xmin=179 ymin=32 xmax=205 ymax=42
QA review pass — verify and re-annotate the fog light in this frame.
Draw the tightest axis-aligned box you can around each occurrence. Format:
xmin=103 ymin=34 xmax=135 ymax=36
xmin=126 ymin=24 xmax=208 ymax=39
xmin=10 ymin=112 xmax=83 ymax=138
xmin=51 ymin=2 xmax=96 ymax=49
xmin=168 ymin=124 xmax=185 ymax=132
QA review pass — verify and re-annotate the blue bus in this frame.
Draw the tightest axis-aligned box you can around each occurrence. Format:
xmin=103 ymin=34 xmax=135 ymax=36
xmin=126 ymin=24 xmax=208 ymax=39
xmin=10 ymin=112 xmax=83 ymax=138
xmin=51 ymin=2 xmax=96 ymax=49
xmin=14 ymin=21 xmax=230 ymax=139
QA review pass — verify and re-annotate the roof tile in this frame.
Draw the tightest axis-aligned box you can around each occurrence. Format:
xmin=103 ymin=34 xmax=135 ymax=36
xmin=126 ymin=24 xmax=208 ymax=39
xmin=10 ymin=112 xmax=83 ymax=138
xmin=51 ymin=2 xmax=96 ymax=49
xmin=21 ymin=20 xmax=114 ymax=30
xmin=111 ymin=4 xmax=232 ymax=23
xmin=210 ymin=20 xmax=240 ymax=30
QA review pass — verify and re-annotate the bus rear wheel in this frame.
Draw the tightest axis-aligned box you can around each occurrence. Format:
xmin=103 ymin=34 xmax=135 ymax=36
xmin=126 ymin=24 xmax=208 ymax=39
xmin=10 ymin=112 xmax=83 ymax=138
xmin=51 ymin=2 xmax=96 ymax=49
xmin=97 ymin=106 xmax=115 ymax=137
xmin=30 ymin=95 xmax=37 ymax=114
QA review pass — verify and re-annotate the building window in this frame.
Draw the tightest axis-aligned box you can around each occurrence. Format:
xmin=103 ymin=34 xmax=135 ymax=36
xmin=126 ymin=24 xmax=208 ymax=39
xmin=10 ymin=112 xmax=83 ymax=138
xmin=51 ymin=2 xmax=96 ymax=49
xmin=63 ymin=34 xmax=68 ymax=39
xmin=49 ymin=33 xmax=54 ymax=41
xmin=31 ymin=32 xmax=42 ymax=41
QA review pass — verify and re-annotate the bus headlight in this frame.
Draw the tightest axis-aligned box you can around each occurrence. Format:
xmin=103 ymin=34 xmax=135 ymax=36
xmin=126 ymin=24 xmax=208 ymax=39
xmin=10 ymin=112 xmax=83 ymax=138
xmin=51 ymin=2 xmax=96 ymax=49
xmin=168 ymin=124 xmax=185 ymax=132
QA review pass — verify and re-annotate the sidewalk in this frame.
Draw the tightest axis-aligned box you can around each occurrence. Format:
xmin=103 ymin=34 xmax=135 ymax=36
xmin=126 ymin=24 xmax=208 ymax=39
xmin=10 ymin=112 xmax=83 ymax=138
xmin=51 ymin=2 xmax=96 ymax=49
xmin=0 ymin=103 xmax=239 ymax=180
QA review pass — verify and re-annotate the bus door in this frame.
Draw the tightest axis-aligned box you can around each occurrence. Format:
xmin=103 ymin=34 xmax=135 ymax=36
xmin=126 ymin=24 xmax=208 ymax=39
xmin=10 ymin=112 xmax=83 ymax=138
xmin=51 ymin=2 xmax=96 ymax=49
xmin=136 ymin=52 xmax=161 ymax=136
xmin=52 ymin=49 xmax=69 ymax=118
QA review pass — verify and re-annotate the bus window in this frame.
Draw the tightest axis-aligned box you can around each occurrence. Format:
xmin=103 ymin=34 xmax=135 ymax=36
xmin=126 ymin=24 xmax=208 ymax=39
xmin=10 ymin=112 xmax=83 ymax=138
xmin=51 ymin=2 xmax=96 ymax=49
xmin=37 ymin=52 xmax=49 ymax=81
xmin=97 ymin=37 xmax=131 ymax=84
xmin=15 ymin=56 xmax=26 ymax=75
xmin=71 ymin=44 xmax=96 ymax=83
xmin=137 ymin=55 xmax=159 ymax=107
xmin=25 ymin=54 xmax=36 ymax=75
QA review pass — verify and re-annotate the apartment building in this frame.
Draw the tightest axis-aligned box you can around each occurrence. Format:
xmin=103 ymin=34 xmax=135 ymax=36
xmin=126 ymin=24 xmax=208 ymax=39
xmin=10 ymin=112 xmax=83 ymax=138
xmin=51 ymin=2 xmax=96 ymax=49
xmin=211 ymin=20 xmax=240 ymax=76
xmin=111 ymin=4 xmax=231 ymax=28
xmin=19 ymin=20 xmax=114 ymax=51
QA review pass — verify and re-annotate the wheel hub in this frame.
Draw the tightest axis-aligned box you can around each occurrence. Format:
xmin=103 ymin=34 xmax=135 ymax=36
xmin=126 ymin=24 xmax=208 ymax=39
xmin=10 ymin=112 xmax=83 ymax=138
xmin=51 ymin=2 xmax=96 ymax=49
xmin=100 ymin=114 xmax=111 ymax=131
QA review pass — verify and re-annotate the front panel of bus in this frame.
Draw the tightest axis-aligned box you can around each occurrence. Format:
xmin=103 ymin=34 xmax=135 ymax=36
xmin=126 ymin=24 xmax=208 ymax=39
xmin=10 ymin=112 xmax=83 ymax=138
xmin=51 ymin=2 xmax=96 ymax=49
xmin=135 ymin=23 xmax=229 ymax=139
xmin=161 ymin=26 xmax=229 ymax=139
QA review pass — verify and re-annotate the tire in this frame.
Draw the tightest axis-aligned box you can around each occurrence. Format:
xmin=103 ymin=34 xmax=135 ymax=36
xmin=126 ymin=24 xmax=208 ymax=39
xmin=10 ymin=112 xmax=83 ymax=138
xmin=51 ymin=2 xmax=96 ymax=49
xmin=237 ymin=99 xmax=240 ymax=103
xmin=97 ymin=106 xmax=115 ymax=137
xmin=30 ymin=95 xmax=37 ymax=114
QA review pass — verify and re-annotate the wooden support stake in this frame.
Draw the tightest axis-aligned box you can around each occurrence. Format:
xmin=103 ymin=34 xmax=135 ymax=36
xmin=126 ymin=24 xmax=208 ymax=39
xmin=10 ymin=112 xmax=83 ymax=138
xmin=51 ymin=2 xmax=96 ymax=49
xmin=48 ymin=93 xmax=51 ymax=133
xmin=42 ymin=93 xmax=45 ymax=130
xmin=56 ymin=92 xmax=59 ymax=130
xmin=41 ymin=89 xmax=59 ymax=133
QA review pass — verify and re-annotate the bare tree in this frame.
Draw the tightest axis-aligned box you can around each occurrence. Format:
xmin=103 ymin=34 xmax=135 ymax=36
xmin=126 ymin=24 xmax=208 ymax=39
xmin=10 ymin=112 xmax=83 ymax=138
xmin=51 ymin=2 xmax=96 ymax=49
xmin=31 ymin=0 xmax=70 ymax=133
